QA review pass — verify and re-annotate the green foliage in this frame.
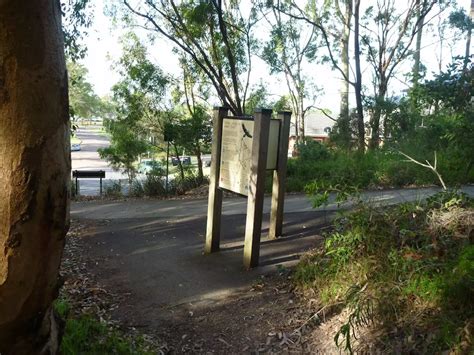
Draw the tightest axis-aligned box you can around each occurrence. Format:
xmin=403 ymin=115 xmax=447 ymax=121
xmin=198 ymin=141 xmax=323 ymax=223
xmin=129 ymin=179 xmax=145 ymax=198
xmin=68 ymin=61 xmax=106 ymax=120
xmin=121 ymin=0 xmax=256 ymax=115
xmin=295 ymin=192 xmax=474 ymax=353
xmin=99 ymin=123 xmax=149 ymax=182
xmin=287 ymin=136 xmax=474 ymax=194
xmin=171 ymin=105 xmax=212 ymax=163
xmin=244 ymin=83 xmax=269 ymax=115
xmin=62 ymin=0 xmax=93 ymax=60
xmin=143 ymin=173 xmax=166 ymax=197
xmin=171 ymin=166 xmax=209 ymax=195
xmin=104 ymin=181 xmax=123 ymax=198
xmin=54 ymin=299 xmax=152 ymax=354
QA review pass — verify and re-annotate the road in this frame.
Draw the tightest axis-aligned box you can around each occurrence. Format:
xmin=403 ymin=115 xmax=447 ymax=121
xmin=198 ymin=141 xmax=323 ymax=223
xmin=71 ymin=126 xmax=129 ymax=195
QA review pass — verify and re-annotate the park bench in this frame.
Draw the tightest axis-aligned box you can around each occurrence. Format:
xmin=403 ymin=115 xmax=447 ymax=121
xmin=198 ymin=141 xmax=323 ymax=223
xmin=72 ymin=170 xmax=106 ymax=196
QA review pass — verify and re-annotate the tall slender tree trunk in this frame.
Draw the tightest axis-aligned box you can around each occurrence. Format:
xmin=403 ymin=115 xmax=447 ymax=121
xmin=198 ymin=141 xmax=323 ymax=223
xmin=0 ymin=0 xmax=70 ymax=354
xmin=463 ymin=0 xmax=473 ymax=71
xmin=173 ymin=144 xmax=185 ymax=181
xmin=299 ymin=91 xmax=305 ymax=142
xmin=339 ymin=0 xmax=351 ymax=124
xmin=354 ymin=0 xmax=365 ymax=151
xmin=412 ymin=0 xmax=424 ymax=89
xmin=195 ymin=142 xmax=204 ymax=184
xmin=369 ymin=80 xmax=387 ymax=149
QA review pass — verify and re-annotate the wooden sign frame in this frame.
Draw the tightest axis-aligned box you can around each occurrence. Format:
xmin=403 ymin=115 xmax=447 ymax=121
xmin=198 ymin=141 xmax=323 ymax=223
xmin=205 ymin=107 xmax=292 ymax=268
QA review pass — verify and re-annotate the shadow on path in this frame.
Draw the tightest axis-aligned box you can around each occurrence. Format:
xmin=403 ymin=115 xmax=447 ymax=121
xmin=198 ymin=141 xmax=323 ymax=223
xmin=78 ymin=210 xmax=329 ymax=327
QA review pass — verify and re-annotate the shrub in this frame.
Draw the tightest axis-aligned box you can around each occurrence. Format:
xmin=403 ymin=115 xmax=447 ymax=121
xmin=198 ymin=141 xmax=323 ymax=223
xmin=171 ymin=166 xmax=208 ymax=195
xmin=143 ymin=174 xmax=166 ymax=196
xmin=104 ymin=181 xmax=122 ymax=198
xmin=54 ymin=299 xmax=152 ymax=355
xmin=129 ymin=179 xmax=144 ymax=197
xmin=295 ymin=191 xmax=474 ymax=353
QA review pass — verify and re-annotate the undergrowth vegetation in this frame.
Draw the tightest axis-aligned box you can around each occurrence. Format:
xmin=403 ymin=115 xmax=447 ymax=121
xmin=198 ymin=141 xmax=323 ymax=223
xmin=285 ymin=140 xmax=474 ymax=193
xmin=296 ymin=191 xmax=474 ymax=353
xmin=54 ymin=298 xmax=153 ymax=354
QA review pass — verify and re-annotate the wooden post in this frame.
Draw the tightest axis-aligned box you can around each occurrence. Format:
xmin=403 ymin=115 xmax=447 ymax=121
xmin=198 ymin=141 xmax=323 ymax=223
xmin=269 ymin=111 xmax=292 ymax=239
xmin=243 ymin=108 xmax=272 ymax=269
xmin=205 ymin=107 xmax=228 ymax=253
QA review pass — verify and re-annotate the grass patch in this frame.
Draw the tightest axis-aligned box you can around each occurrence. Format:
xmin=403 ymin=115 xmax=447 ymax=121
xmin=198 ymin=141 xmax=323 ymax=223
xmin=54 ymin=299 xmax=153 ymax=354
xmin=295 ymin=191 xmax=474 ymax=353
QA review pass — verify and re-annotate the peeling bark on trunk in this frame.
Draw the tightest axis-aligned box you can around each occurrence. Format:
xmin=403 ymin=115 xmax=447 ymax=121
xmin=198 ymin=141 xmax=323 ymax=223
xmin=0 ymin=0 xmax=70 ymax=354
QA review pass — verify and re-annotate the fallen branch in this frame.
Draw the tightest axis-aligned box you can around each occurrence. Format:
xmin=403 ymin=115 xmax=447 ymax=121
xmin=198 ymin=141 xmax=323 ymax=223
xmin=399 ymin=151 xmax=447 ymax=190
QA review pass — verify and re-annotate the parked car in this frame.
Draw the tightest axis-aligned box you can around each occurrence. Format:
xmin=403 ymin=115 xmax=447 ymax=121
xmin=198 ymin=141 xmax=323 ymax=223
xmin=138 ymin=159 xmax=162 ymax=174
xmin=71 ymin=143 xmax=81 ymax=152
xmin=171 ymin=156 xmax=191 ymax=166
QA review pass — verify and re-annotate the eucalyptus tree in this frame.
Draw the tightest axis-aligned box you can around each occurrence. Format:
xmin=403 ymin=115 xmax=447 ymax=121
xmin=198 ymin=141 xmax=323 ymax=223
xmin=360 ymin=0 xmax=439 ymax=148
xmin=122 ymin=0 xmax=259 ymax=116
xmin=449 ymin=2 xmax=474 ymax=71
xmin=100 ymin=33 xmax=169 ymax=180
xmin=261 ymin=0 xmax=319 ymax=142
xmin=308 ymin=0 xmax=353 ymax=143
xmin=276 ymin=0 xmax=366 ymax=151
xmin=0 ymin=1 xmax=70 ymax=353
xmin=68 ymin=61 xmax=104 ymax=120
xmin=62 ymin=0 xmax=93 ymax=60
xmin=172 ymin=55 xmax=212 ymax=182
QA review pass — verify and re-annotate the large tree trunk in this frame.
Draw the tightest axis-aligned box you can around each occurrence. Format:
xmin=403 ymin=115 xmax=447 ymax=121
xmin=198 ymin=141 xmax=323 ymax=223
xmin=0 ymin=1 xmax=70 ymax=354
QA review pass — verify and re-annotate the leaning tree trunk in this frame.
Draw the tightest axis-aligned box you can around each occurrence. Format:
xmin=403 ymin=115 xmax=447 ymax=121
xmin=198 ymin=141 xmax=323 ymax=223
xmin=0 ymin=1 xmax=70 ymax=354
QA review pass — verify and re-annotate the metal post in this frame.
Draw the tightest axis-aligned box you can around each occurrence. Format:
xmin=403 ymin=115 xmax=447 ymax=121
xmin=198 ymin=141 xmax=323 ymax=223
xmin=243 ymin=108 xmax=272 ymax=269
xmin=269 ymin=111 xmax=292 ymax=239
xmin=99 ymin=177 xmax=103 ymax=196
xmin=205 ymin=107 xmax=228 ymax=253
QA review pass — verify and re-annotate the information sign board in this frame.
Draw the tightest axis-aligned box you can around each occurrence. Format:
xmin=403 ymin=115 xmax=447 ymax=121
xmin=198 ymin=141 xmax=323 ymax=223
xmin=219 ymin=118 xmax=280 ymax=196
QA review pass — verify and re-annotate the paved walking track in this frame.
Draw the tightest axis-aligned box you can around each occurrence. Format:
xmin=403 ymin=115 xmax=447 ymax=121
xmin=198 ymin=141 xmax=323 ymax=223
xmin=71 ymin=186 xmax=473 ymax=328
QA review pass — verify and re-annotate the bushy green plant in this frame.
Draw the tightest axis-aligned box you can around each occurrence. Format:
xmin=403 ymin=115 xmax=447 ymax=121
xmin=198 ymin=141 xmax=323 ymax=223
xmin=143 ymin=174 xmax=165 ymax=196
xmin=129 ymin=179 xmax=144 ymax=197
xmin=54 ymin=298 xmax=153 ymax=355
xmin=295 ymin=191 xmax=474 ymax=353
xmin=171 ymin=166 xmax=208 ymax=195
xmin=104 ymin=181 xmax=122 ymax=198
